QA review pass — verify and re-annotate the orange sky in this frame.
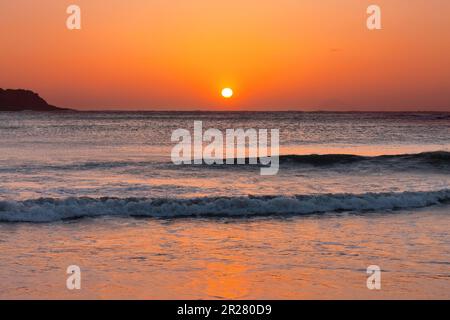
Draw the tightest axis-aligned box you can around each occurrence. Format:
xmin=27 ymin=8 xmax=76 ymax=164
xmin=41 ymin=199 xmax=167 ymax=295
xmin=1 ymin=0 xmax=450 ymax=111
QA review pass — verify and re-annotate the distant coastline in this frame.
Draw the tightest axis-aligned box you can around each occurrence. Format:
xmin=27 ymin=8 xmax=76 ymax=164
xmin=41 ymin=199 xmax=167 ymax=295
xmin=0 ymin=88 xmax=70 ymax=112
xmin=1 ymin=88 xmax=449 ymax=112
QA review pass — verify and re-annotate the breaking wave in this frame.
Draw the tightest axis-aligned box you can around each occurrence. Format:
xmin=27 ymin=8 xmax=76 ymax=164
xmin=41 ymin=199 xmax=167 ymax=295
xmin=1 ymin=152 xmax=449 ymax=174
xmin=218 ymin=151 xmax=450 ymax=169
xmin=278 ymin=151 xmax=450 ymax=167
xmin=0 ymin=189 xmax=449 ymax=222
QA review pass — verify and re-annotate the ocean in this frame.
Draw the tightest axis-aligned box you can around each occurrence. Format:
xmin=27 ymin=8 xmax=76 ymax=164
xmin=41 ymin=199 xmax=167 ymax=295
xmin=0 ymin=111 xmax=449 ymax=299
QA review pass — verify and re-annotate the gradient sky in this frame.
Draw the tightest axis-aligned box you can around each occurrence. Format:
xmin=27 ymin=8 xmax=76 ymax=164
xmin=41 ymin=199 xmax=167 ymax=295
xmin=1 ymin=0 xmax=450 ymax=111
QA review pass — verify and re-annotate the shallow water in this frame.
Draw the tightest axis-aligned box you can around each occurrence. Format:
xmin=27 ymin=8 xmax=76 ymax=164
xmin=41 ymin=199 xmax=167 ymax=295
xmin=0 ymin=206 xmax=448 ymax=299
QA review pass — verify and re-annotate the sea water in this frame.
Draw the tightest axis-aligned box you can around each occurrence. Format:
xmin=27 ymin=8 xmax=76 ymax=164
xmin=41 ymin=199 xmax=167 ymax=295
xmin=0 ymin=111 xmax=449 ymax=298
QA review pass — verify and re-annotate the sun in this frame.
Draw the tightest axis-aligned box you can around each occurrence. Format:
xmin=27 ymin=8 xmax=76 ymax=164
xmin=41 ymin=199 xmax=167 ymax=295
xmin=221 ymin=88 xmax=233 ymax=98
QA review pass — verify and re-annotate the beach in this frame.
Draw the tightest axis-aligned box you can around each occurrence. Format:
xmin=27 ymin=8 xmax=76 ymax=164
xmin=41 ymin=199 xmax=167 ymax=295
xmin=0 ymin=206 xmax=449 ymax=299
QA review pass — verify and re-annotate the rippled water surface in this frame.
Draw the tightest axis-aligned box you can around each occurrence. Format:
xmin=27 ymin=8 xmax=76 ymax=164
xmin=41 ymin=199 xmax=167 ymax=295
xmin=0 ymin=112 xmax=449 ymax=298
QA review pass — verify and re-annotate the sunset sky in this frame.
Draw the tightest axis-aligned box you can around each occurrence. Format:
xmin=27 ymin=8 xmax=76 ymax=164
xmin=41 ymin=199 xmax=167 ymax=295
xmin=1 ymin=0 xmax=449 ymax=111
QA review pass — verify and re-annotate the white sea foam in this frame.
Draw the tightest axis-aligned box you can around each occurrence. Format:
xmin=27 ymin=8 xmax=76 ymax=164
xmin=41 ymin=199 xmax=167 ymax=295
xmin=0 ymin=189 xmax=449 ymax=222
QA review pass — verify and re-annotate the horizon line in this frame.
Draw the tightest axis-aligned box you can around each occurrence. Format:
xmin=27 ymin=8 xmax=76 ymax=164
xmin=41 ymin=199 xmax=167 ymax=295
xmin=60 ymin=108 xmax=450 ymax=113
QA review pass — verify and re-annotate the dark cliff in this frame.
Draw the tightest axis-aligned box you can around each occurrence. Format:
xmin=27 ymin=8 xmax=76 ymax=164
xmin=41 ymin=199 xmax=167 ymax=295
xmin=0 ymin=88 xmax=70 ymax=111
